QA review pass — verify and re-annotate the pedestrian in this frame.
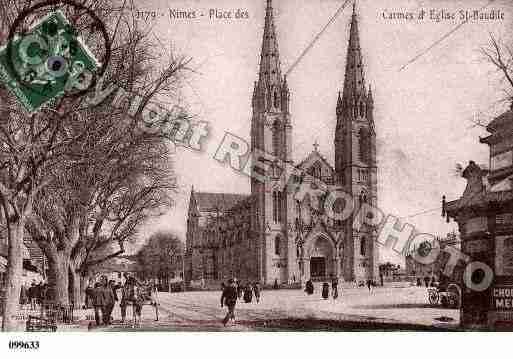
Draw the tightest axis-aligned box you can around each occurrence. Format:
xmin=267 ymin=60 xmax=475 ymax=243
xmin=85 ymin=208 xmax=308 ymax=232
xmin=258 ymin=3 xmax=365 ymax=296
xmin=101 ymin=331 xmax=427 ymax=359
xmin=91 ymin=282 xmax=105 ymax=326
xmin=243 ymin=283 xmax=252 ymax=303
xmin=380 ymin=273 xmax=384 ymax=287
xmin=92 ymin=276 xmax=114 ymax=326
xmin=120 ymin=280 xmax=130 ymax=323
xmin=132 ymin=284 xmax=144 ymax=328
xmin=221 ymin=278 xmax=238 ymax=326
xmin=305 ymin=279 xmax=314 ymax=295
xmin=253 ymin=282 xmax=261 ymax=303
xmin=85 ymin=282 xmax=94 ymax=309
xmin=29 ymin=281 xmax=37 ymax=310
xmin=19 ymin=283 xmax=28 ymax=308
xmin=105 ymin=280 xmax=118 ymax=323
xmin=236 ymin=280 xmax=243 ymax=299
xmin=38 ymin=282 xmax=47 ymax=306
xmin=273 ymin=278 xmax=279 ymax=290
xmin=331 ymin=276 xmax=338 ymax=299
xmin=366 ymin=279 xmax=372 ymax=292
xmin=424 ymin=276 xmax=430 ymax=287
xmin=322 ymin=282 xmax=329 ymax=300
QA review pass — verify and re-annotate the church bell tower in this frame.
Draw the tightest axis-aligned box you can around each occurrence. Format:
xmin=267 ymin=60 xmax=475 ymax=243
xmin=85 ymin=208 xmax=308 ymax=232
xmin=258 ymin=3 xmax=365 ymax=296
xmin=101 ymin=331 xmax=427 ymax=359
xmin=334 ymin=3 xmax=379 ymax=282
xmin=250 ymin=0 xmax=294 ymax=285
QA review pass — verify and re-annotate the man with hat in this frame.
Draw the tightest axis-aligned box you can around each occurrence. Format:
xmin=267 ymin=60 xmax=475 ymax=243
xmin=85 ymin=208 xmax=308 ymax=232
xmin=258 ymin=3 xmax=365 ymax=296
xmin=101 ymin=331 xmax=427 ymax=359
xmin=221 ymin=278 xmax=238 ymax=326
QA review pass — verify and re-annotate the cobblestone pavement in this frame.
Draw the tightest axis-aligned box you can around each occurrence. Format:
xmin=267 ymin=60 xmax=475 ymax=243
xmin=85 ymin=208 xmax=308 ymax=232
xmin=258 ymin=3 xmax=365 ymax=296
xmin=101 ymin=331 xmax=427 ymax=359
xmin=90 ymin=285 xmax=460 ymax=331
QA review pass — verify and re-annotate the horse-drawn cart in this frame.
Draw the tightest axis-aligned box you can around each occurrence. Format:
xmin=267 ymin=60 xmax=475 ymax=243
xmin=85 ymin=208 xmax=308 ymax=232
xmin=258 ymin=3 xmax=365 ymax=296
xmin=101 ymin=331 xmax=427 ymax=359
xmin=427 ymin=283 xmax=461 ymax=309
xmin=121 ymin=280 xmax=159 ymax=327
xmin=140 ymin=283 xmax=159 ymax=321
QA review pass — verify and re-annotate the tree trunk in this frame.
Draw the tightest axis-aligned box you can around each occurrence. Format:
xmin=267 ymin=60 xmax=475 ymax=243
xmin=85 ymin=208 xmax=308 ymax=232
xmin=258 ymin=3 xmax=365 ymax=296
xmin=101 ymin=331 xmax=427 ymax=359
xmin=80 ymin=273 xmax=90 ymax=307
xmin=1 ymin=219 xmax=25 ymax=331
xmin=69 ymin=267 xmax=88 ymax=309
xmin=46 ymin=251 xmax=70 ymax=307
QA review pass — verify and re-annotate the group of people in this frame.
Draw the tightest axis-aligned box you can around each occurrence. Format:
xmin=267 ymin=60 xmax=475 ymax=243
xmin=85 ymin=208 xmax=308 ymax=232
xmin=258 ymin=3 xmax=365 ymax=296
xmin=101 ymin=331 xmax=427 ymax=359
xmin=222 ymin=280 xmax=261 ymax=304
xmin=305 ymin=276 xmax=380 ymax=299
xmin=85 ymin=274 xmax=154 ymax=327
xmin=305 ymin=276 xmax=339 ymax=299
xmin=220 ymin=279 xmax=261 ymax=326
xmin=19 ymin=280 xmax=48 ymax=310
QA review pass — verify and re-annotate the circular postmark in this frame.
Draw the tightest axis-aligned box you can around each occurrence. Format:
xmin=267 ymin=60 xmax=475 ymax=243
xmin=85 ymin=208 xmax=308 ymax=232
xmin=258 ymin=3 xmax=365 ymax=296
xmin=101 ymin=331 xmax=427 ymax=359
xmin=3 ymin=0 xmax=111 ymax=106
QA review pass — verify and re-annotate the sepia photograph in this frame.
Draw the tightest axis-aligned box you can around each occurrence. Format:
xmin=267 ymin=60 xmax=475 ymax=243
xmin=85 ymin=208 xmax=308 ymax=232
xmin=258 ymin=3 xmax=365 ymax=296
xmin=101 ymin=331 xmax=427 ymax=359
xmin=0 ymin=0 xmax=512 ymax=356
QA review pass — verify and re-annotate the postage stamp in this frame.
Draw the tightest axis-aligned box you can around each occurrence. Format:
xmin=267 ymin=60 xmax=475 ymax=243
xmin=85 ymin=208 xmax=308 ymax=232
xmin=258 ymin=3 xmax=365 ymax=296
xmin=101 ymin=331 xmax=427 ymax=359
xmin=0 ymin=9 xmax=100 ymax=113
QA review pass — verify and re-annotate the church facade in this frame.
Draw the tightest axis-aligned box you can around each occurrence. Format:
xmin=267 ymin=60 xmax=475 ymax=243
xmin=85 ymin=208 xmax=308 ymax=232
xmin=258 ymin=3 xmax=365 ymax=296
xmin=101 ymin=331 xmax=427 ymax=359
xmin=185 ymin=0 xmax=378 ymax=287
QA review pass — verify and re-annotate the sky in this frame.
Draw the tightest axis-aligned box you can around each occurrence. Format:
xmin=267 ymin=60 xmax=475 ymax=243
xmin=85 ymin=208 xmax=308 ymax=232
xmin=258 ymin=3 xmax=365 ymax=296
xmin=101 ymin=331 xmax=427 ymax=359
xmin=131 ymin=0 xmax=513 ymax=263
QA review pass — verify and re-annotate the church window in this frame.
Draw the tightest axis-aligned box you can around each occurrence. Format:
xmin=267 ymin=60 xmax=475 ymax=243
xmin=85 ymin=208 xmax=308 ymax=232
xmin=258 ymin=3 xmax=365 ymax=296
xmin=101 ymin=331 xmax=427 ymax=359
xmin=273 ymin=125 xmax=280 ymax=157
xmin=273 ymin=191 xmax=278 ymax=223
xmin=275 ymin=236 xmax=281 ymax=256
xmin=359 ymin=102 xmax=365 ymax=117
xmin=311 ymin=162 xmax=322 ymax=179
xmin=358 ymin=169 xmax=369 ymax=182
xmin=360 ymin=237 xmax=366 ymax=256
xmin=274 ymin=91 xmax=279 ymax=108
xmin=358 ymin=128 xmax=370 ymax=163
xmin=277 ymin=191 xmax=283 ymax=223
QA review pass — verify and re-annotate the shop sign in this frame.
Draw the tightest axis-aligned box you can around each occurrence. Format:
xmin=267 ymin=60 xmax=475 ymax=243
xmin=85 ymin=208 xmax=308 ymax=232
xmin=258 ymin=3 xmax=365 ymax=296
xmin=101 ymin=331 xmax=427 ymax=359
xmin=496 ymin=236 xmax=513 ymax=276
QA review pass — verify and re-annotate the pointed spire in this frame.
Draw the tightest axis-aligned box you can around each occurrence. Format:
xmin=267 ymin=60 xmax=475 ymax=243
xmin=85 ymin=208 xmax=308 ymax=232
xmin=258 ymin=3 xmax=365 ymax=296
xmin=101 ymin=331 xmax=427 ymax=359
xmin=342 ymin=0 xmax=366 ymax=102
xmin=258 ymin=0 xmax=282 ymax=87
xmin=336 ymin=91 xmax=343 ymax=116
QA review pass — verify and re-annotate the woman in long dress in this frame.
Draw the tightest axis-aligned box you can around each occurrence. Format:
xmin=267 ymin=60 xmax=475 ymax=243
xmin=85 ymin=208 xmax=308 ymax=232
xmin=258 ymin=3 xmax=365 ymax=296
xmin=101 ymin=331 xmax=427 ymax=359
xmin=322 ymin=282 xmax=330 ymax=300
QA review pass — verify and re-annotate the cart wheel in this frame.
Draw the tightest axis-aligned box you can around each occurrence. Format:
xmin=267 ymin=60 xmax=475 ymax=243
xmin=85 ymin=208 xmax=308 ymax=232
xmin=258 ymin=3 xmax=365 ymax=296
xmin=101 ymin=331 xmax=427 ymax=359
xmin=428 ymin=290 xmax=439 ymax=305
xmin=441 ymin=295 xmax=449 ymax=308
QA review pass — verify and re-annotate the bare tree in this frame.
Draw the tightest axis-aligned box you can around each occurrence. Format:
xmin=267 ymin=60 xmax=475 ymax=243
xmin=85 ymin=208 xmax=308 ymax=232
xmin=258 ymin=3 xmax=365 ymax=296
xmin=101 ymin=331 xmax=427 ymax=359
xmin=136 ymin=231 xmax=184 ymax=287
xmin=480 ymin=34 xmax=513 ymax=101
xmin=1 ymin=0 xmax=191 ymax=324
xmin=23 ymin=2 xmax=188 ymax=308
xmin=469 ymin=34 xmax=513 ymax=129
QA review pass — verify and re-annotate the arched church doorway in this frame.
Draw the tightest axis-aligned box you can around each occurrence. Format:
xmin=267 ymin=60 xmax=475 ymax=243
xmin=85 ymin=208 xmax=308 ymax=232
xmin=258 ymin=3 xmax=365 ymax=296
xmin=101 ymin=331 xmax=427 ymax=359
xmin=305 ymin=234 xmax=335 ymax=281
xmin=310 ymin=257 xmax=326 ymax=278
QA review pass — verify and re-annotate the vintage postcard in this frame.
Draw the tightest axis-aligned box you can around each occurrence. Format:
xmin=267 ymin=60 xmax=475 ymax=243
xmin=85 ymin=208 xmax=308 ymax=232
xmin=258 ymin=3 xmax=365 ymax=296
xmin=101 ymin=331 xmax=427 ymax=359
xmin=0 ymin=0 xmax=512 ymax=355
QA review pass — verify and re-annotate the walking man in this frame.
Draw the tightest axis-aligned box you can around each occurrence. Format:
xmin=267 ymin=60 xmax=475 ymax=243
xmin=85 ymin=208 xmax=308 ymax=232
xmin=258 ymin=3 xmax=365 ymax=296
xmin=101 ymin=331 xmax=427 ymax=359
xmin=221 ymin=279 xmax=238 ymax=326
xmin=331 ymin=276 xmax=338 ymax=299
xmin=253 ymin=282 xmax=261 ymax=303
xmin=105 ymin=280 xmax=117 ymax=324
xmin=92 ymin=282 xmax=105 ymax=326
xmin=29 ymin=281 xmax=37 ymax=310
